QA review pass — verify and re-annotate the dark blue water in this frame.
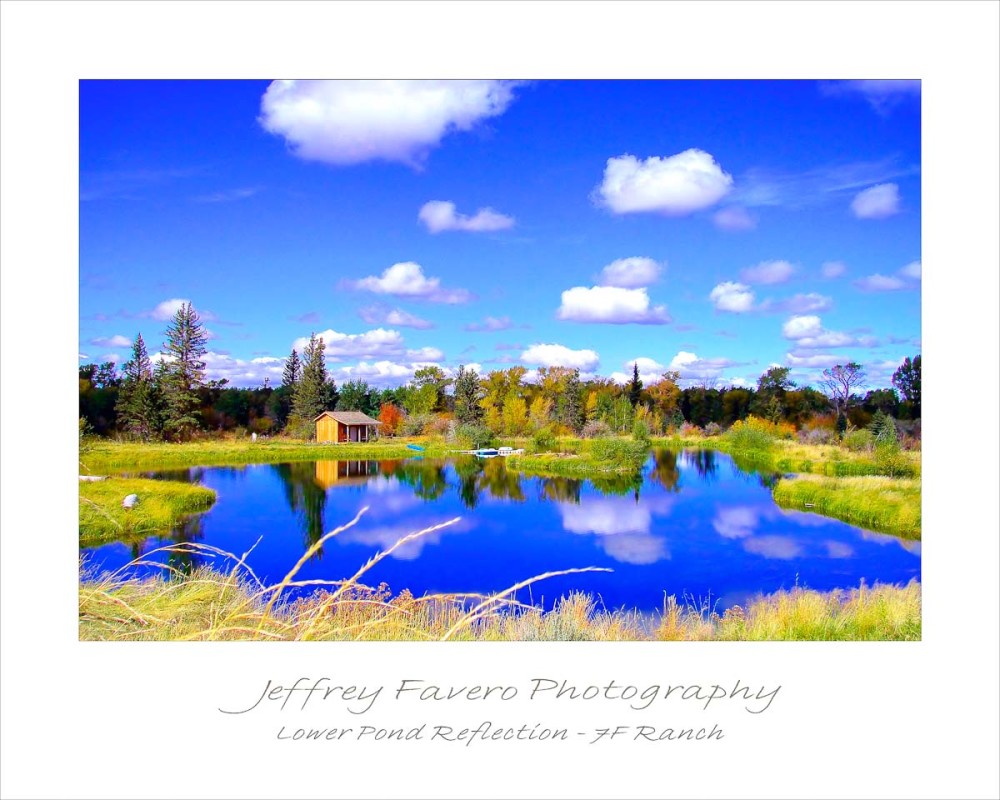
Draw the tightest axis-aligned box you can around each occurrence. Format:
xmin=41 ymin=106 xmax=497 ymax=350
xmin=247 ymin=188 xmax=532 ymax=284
xmin=80 ymin=450 xmax=920 ymax=612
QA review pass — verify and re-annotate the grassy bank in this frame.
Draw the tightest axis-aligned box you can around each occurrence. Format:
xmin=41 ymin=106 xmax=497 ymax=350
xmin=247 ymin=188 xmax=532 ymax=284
xmin=79 ymin=477 xmax=216 ymax=546
xmin=79 ymin=565 xmax=921 ymax=641
xmin=654 ymin=434 xmax=921 ymax=478
xmin=80 ymin=437 xmax=450 ymax=474
xmin=772 ymin=474 xmax=922 ymax=539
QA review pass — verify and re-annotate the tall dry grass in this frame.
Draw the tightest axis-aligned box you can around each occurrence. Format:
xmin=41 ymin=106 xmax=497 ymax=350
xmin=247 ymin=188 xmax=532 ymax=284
xmin=79 ymin=511 xmax=920 ymax=641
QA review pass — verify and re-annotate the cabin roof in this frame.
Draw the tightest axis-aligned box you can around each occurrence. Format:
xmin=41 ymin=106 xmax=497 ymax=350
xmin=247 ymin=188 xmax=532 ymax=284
xmin=314 ymin=410 xmax=382 ymax=425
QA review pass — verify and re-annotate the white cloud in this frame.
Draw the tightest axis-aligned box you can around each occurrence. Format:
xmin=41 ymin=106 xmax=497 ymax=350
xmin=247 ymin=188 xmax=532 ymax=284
xmin=668 ymin=351 xmax=741 ymax=383
xmin=820 ymin=80 xmax=921 ymax=113
xmin=740 ymin=259 xmax=795 ymax=285
xmin=898 ymin=260 xmax=921 ymax=280
xmin=418 ymin=200 xmax=514 ymax=233
xmin=406 ymin=346 xmax=445 ymax=362
xmin=758 ymin=293 xmax=834 ymax=314
xmin=821 ymin=261 xmax=847 ymax=279
xmin=98 ymin=352 xmax=122 ymax=363
xmin=853 ymin=273 xmax=907 ymax=292
xmin=348 ymin=262 xmax=473 ymax=303
xmin=597 ymin=257 xmax=663 ymax=288
xmin=259 ymin=80 xmax=519 ymax=167
xmin=89 ymin=334 xmax=132 ymax=348
xmin=557 ymin=285 xmax=670 ymax=324
xmin=150 ymin=298 xmax=189 ymax=321
xmin=79 ymin=353 xmax=90 ymax=361
xmin=709 ymin=281 xmax=755 ymax=313
xmin=781 ymin=315 xmax=861 ymax=349
xmin=610 ymin=356 xmax=666 ymax=385
xmin=850 ymin=183 xmax=901 ymax=219
xmin=595 ymin=149 xmax=733 ymax=215
xmin=291 ymin=327 xmax=409 ymax=361
xmin=250 ymin=356 xmax=283 ymax=365
xmin=521 ymin=343 xmax=600 ymax=371
xmin=330 ymin=360 xmax=421 ymax=388
xmin=782 ymin=315 xmax=823 ymax=339
xmin=193 ymin=187 xmax=261 ymax=204
xmin=358 ymin=304 xmax=434 ymax=329
xmin=784 ymin=351 xmax=846 ymax=368
xmin=464 ymin=316 xmax=514 ymax=332
xmin=712 ymin=205 xmax=757 ymax=231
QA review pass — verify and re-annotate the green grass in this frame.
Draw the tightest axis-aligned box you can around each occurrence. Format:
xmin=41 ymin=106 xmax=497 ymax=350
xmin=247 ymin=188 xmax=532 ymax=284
xmin=79 ymin=477 xmax=216 ymax=546
xmin=80 ymin=437 xmax=451 ymax=474
xmin=772 ymin=474 xmax=922 ymax=539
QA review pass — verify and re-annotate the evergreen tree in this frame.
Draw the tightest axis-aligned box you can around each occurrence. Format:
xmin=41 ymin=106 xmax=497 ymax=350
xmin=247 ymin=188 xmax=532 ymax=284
xmin=282 ymin=348 xmax=301 ymax=388
xmin=291 ymin=334 xmax=335 ymax=424
xmin=560 ymin=369 xmax=584 ymax=433
xmin=627 ymin=362 xmax=643 ymax=408
xmin=453 ymin=365 xmax=483 ymax=423
xmin=159 ymin=303 xmax=208 ymax=440
xmin=116 ymin=333 xmax=161 ymax=440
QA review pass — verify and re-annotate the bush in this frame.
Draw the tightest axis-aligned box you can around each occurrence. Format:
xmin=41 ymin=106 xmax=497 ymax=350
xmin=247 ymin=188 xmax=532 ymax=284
xmin=589 ymin=437 xmax=650 ymax=471
xmin=455 ymin=423 xmax=496 ymax=450
xmin=679 ymin=422 xmax=702 ymax=437
xmin=283 ymin=414 xmax=315 ymax=440
xmin=400 ymin=413 xmax=432 ymax=436
xmin=531 ymin=426 xmax=558 ymax=453
xmin=704 ymin=422 xmax=722 ymax=437
xmin=632 ymin=419 xmax=651 ymax=443
xmin=874 ymin=443 xmax=915 ymax=477
xmin=724 ymin=415 xmax=793 ymax=451
xmin=842 ymin=428 xmax=875 ymax=453
xmin=869 ymin=410 xmax=898 ymax=447
xmin=582 ymin=419 xmax=611 ymax=439
xmin=799 ymin=427 xmax=835 ymax=445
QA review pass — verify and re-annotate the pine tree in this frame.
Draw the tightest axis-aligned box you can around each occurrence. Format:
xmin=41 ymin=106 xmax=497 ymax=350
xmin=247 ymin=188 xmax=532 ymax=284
xmin=560 ymin=369 xmax=584 ymax=433
xmin=282 ymin=348 xmax=301 ymax=388
xmin=628 ymin=362 xmax=643 ymax=408
xmin=291 ymin=333 xmax=335 ymax=424
xmin=116 ymin=333 xmax=161 ymax=440
xmin=159 ymin=303 xmax=208 ymax=440
xmin=453 ymin=365 xmax=483 ymax=423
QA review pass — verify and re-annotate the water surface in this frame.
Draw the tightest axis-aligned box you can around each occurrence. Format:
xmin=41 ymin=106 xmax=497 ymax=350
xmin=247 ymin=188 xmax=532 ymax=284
xmin=81 ymin=450 xmax=920 ymax=612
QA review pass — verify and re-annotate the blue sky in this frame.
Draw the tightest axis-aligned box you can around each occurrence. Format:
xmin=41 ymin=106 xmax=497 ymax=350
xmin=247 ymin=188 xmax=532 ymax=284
xmin=80 ymin=79 xmax=921 ymax=391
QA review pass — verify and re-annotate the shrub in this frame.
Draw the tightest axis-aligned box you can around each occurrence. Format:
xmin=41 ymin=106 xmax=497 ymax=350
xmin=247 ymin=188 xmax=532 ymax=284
xmin=679 ymin=422 xmax=702 ymax=437
xmin=283 ymin=414 xmax=315 ymax=440
xmin=842 ymin=428 xmax=875 ymax=453
xmin=582 ymin=419 xmax=611 ymax=439
xmin=874 ymin=443 xmax=915 ymax=477
xmin=869 ymin=410 xmax=899 ymax=446
xmin=531 ymin=426 xmax=558 ymax=453
xmin=455 ymin=423 xmax=496 ymax=450
xmin=704 ymin=422 xmax=722 ymax=437
xmin=799 ymin=427 xmax=835 ymax=445
xmin=724 ymin=415 xmax=792 ymax=451
xmin=632 ymin=419 xmax=651 ymax=443
xmin=589 ymin=437 xmax=650 ymax=471
xmin=400 ymin=413 xmax=433 ymax=436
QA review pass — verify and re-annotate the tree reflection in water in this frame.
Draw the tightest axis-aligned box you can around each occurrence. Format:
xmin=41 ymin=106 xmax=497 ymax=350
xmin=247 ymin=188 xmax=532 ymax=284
xmin=272 ymin=462 xmax=329 ymax=557
xmin=650 ymin=449 xmax=682 ymax=493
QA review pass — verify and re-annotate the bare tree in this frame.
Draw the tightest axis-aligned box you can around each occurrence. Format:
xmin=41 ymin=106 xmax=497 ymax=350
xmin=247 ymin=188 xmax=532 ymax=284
xmin=819 ymin=362 xmax=867 ymax=413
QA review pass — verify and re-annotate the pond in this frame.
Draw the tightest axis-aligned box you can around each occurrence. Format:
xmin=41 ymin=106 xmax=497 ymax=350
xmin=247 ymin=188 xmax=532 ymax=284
xmin=81 ymin=450 xmax=920 ymax=613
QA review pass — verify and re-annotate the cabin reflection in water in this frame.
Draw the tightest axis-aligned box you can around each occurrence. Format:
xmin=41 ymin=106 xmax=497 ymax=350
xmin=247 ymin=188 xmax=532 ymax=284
xmin=314 ymin=459 xmax=381 ymax=489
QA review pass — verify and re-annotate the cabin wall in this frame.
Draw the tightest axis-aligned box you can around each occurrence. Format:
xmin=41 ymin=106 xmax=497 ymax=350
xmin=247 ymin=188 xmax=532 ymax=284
xmin=316 ymin=416 xmax=336 ymax=443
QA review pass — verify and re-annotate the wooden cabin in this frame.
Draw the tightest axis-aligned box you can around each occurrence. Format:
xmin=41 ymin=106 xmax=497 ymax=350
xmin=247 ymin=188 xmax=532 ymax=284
xmin=315 ymin=410 xmax=382 ymax=443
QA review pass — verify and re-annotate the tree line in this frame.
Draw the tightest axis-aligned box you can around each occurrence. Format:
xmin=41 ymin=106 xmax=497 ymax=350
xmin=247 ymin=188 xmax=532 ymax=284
xmin=80 ymin=306 xmax=921 ymax=441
